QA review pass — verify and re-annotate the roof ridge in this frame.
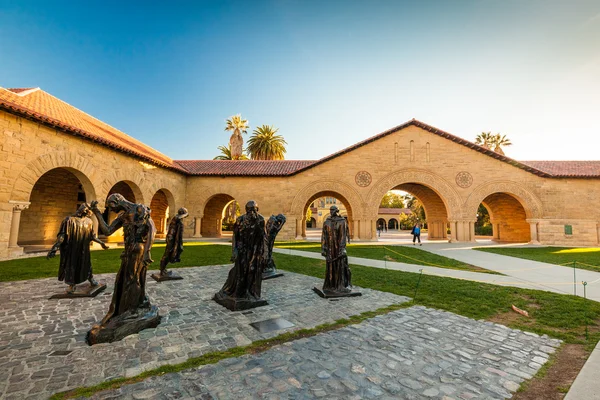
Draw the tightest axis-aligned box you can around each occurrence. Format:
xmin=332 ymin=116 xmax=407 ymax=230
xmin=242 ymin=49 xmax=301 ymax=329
xmin=3 ymin=87 xmax=40 ymax=96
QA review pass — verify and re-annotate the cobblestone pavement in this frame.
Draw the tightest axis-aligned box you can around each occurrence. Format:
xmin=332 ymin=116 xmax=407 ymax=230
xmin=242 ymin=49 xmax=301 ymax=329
xmin=90 ymin=306 xmax=561 ymax=400
xmin=0 ymin=266 xmax=408 ymax=399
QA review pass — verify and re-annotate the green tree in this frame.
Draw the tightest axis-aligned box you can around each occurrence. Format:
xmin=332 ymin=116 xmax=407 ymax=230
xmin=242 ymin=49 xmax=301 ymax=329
xmin=380 ymin=192 xmax=406 ymax=208
xmin=213 ymin=145 xmax=248 ymax=160
xmin=247 ymin=125 xmax=287 ymax=160
xmin=225 ymin=114 xmax=249 ymax=160
xmin=305 ymin=207 xmax=312 ymax=222
xmin=492 ymin=133 xmax=512 ymax=155
xmin=475 ymin=204 xmax=492 ymax=236
xmin=404 ymin=194 xmax=426 ymax=226
xmin=475 ymin=132 xmax=494 ymax=149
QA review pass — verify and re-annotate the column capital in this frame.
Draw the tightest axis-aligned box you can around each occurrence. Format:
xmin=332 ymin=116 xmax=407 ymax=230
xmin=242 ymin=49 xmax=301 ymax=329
xmin=9 ymin=200 xmax=30 ymax=211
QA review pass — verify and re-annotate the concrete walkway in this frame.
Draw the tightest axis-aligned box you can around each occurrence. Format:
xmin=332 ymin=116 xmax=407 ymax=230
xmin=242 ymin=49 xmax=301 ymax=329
xmin=274 ymin=242 xmax=600 ymax=300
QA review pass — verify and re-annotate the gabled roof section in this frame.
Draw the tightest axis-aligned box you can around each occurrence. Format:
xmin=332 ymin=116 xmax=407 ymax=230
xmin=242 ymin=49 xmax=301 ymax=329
xmin=0 ymin=87 xmax=182 ymax=171
xmin=287 ymin=119 xmax=554 ymax=178
xmin=175 ymin=160 xmax=317 ymax=176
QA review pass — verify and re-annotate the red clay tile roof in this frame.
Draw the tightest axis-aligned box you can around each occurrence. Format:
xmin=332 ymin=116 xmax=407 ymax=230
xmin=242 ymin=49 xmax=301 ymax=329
xmin=175 ymin=160 xmax=317 ymax=176
xmin=378 ymin=208 xmax=412 ymax=215
xmin=519 ymin=161 xmax=600 ymax=178
xmin=0 ymin=87 xmax=181 ymax=170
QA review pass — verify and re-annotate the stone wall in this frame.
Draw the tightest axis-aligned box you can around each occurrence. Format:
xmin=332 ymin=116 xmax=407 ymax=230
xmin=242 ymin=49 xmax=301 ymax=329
xmin=3 ymin=108 xmax=600 ymax=260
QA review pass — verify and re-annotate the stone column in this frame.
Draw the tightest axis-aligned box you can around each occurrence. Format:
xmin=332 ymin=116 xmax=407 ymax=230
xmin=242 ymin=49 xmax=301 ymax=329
xmin=469 ymin=221 xmax=476 ymax=242
xmin=526 ymin=219 xmax=540 ymax=244
xmin=216 ymin=218 xmax=222 ymax=237
xmin=193 ymin=217 xmax=202 ymax=238
xmin=353 ymin=219 xmax=359 ymax=240
xmin=448 ymin=220 xmax=458 ymax=242
xmin=295 ymin=218 xmax=303 ymax=239
xmin=8 ymin=201 xmax=30 ymax=248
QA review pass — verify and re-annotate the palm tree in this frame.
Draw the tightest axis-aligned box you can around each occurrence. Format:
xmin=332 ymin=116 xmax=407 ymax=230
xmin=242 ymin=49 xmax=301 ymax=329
xmin=225 ymin=114 xmax=249 ymax=160
xmin=246 ymin=125 xmax=287 ymax=160
xmin=492 ymin=133 xmax=512 ymax=155
xmin=475 ymin=132 xmax=494 ymax=149
xmin=213 ymin=145 xmax=248 ymax=160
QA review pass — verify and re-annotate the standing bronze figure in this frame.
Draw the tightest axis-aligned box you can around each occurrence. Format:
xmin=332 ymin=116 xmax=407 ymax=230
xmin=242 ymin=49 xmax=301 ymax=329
xmin=262 ymin=214 xmax=286 ymax=280
xmin=151 ymin=207 xmax=188 ymax=282
xmin=214 ymin=200 xmax=268 ymax=311
xmin=314 ymin=205 xmax=361 ymax=298
xmin=47 ymin=203 xmax=109 ymax=298
xmin=86 ymin=194 xmax=160 ymax=345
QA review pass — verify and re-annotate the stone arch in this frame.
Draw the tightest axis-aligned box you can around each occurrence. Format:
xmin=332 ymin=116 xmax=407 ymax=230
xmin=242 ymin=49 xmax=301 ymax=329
xmin=10 ymin=151 xmax=100 ymax=202
xmin=464 ymin=180 xmax=543 ymax=220
xmin=366 ymin=169 xmax=462 ymax=219
xmin=290 ymin=180 xmax=364 ymax=219
xmin=145 ymin=178 xmax=183 ymax=211
xmin=150 ymin=188 xmax=177 ymax=235
xmin=388 ymin=218 xmax=399 ymax=230
xmin=99 ymin=170 xmax=146 ymax=206
xmin=290 ymin=180 xmax=363 ymax=239
xmin=202 ymin=193 xmax=236 ymax=237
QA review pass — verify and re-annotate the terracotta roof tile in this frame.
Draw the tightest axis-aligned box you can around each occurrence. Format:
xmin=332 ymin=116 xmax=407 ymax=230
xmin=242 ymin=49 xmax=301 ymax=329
xmin=0 ymin=87 xmax=180 ymax=170
xmin=175 ymin=160 xmax=317 ymax=176
xmin=520 ymin=161 xmax=600 ymax=178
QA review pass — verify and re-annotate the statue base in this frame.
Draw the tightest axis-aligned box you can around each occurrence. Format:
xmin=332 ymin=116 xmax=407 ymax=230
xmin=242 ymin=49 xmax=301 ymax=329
xmin=151 ymin=271 xmax=183 ymax=282
xmin=262 ymin=271 xmax=284 ymax=280
xmin=86 ymin=305 xmax=161 ymax=345
xmin=313 ymin=286 xmax=362 ymax=299
xmin=213 ymin=291 xmax=268 ymax=311
xmin=49 ymin=283 xmax=107 ymax=299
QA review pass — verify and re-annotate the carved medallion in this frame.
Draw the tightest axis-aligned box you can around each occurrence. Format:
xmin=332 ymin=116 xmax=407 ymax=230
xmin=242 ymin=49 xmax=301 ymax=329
xmin=455 ymin=171 xmax=473 ymax=188
xmin=355 ymin=171 xmax=372 ymax=187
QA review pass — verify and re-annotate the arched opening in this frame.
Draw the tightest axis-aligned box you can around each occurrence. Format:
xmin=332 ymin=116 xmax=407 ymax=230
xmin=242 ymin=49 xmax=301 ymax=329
xmin=18 ymin=167 xmax=96 ymax=247
xmin=201 ymin=193 xmax=235 ymax=238
xmin=306 ymin=217 xmax=317 ymax=228
xmin=302 ymin=193 xmax=354 ymax=240
xmin=478 ymin=193 xmax=530 ymax=242
xmin=103 ymin=181 xmax=142 ymax=243
xmin=377 ymin=185 xmax=450 ymax=242
xmin=150 ymin=189 xmax=176 ymax=238
xmin=376 ymin=218 xmax=386 ymax=230
xmin=221 ymin=199 xmax=241 ymax=233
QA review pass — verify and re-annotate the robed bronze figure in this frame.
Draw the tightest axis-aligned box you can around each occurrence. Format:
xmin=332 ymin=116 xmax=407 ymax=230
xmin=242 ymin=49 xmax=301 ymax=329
xmin=151 ymin=207 xmax=188 ymax=282
xmin=47 ymin=203 xmax=109 ymax=298
xmin=214 ymin=200 xmax=268 ymax=311
xmin=86 ymin=193 xmax=160 ymax=344
xmin=314 ymin=205 xmax=361 ymax=298
xmin=262 ymin=214 xmax=286 ymax=280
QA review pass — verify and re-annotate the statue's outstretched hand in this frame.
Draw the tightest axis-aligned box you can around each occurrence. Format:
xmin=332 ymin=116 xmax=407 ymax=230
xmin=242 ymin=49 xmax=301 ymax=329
xmin=143 ymin=254 xmax=154 ymax=266
xmin=47 ymin=250 xmax=56 ymax=259
xmin=90 ymin=200 xmax=100 ymax=212
xmin=101 ymin=243 xmax=110 ymax=250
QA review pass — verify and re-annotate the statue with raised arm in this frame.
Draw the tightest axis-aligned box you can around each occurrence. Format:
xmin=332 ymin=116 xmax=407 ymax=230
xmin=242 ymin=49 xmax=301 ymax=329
xmin=47 ymin=203 xmax=109 ymax=298
xmin=86 ymin=193 xmax=160 ymax=345
xmin=151 ymin=207 xmax=189 ymax=282
xmin=214 ymin=200 xmax=268 ymax=311
xmin=262 ymin=213 xmax=286 ymax=280
xmin=314 ymin=205 xmax=361 ymax=298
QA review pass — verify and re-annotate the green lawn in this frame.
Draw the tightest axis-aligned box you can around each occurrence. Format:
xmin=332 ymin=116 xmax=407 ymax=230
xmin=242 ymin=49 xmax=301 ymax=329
xmin=0 ymin=243 xmax=232 ymax=282
xmin=274 ymin=253 xmax=600 ymax=347
xmin=475 ymin=247 xmax=600 ymax=273
xmin=275 ymin=241 xmax=499 ymax=274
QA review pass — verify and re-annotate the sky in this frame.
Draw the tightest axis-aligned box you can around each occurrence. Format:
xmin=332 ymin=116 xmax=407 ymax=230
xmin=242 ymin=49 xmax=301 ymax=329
xmin=1 ymin=0 xmax=599 ymax=162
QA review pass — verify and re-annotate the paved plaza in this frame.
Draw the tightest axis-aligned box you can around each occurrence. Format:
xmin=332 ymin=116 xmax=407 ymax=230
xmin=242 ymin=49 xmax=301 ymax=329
xmin=0 ymin=265 xmax=407 ymax=399
xmin=90 ymin=307 xmax=560 ymax=400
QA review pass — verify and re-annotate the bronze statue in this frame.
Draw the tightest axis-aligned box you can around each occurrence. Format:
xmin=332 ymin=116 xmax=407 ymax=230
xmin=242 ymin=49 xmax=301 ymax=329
xmin=214 ymin=200 xmax=268 ymax=311
xmin=86 ymin=193 xmax=160 ymax=345
xmin=314 ymin=205 xmax=361 ymax=298
xmin=263 ymin=214 xmax=286 ymax=280
xmin=151 ymin=207 xmax=188 ymax=282
xmin=47 ymin=203 xmax=109 ymax=298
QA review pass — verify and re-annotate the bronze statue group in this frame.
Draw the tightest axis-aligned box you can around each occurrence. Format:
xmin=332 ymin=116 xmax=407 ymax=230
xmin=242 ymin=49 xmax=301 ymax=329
xmin=48 ymin=195 xmax=359 ymax=346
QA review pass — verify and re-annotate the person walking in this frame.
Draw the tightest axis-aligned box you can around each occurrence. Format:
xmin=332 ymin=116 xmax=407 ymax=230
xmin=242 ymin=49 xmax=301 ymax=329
xmin=411 ymin=222 xmax=422 ymax=246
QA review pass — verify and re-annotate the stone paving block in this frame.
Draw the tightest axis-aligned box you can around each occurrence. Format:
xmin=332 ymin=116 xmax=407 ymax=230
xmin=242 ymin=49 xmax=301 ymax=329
xmin=0 ymin=265 xmax=407 ymax=398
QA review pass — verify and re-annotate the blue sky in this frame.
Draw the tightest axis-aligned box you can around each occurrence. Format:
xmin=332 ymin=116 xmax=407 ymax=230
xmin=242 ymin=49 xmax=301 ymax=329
xmin=1 ymin=0 xmax=599 ymax=161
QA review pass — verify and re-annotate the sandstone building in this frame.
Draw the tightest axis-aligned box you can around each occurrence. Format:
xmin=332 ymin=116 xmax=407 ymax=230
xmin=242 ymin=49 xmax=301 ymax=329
xmin=2 ymin=86 xmax=600 ymax=260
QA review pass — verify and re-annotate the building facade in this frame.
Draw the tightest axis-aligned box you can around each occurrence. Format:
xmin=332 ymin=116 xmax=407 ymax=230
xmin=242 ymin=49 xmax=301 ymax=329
xmin=2 ymin=87 xmax=600 ymax=260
